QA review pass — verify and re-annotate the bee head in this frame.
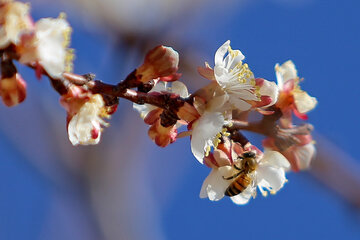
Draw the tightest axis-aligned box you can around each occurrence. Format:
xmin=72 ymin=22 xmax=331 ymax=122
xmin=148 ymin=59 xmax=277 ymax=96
xmin=243 ymin=151 xmax=256 ymax=158
xmin=242 ymin=151 xmax=257 ymax=171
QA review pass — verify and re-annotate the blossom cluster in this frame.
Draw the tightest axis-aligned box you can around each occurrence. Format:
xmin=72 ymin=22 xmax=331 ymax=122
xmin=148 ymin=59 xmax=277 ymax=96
xmin=0 ymin=0 xmax=318 ymax=205
xmin=134 ymin=40 xmax=317 ymax=204
xmin=0 ymin=0 xmax=115 ymax=145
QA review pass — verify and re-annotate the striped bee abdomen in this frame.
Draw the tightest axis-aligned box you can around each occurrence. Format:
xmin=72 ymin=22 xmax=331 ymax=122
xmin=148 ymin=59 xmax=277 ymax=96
xmin=225 ymin=173 xmax=252 ymax=197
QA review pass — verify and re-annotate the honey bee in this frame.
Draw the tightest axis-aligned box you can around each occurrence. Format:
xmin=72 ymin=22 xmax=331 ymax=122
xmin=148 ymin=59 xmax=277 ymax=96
xmin=223 ymin=151 xmax=258 ymax=197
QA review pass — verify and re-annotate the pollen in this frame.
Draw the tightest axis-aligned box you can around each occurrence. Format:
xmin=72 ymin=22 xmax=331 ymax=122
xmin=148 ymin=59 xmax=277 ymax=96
xmin=62 ymin=26 xmax=72 ymax=48
xmin=235 ymin=63 xmax=254 ymax=85
xmin=205 ymin=145 xmax=211 ymax=157
xmin=65 ymin=48 xmax=74 ymax=72
xmin=228 ymin=46 xmax=239 ymax=58
xmin=221 ymin=128 xmax=230 ymax=137
xmin=254 ymin=86 xmax=261 ymax=98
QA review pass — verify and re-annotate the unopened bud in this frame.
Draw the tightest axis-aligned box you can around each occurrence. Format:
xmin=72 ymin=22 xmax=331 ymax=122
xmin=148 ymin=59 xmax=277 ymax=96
xmin=67 ymin=94 xmax=108 ymax=146
xmin=136 ymin=45 xmax=179 ymax=83
xmin=0 ymin=73 xmax=27 ymax=107
xmin=148 ymin=120 xmax=177 ymax=147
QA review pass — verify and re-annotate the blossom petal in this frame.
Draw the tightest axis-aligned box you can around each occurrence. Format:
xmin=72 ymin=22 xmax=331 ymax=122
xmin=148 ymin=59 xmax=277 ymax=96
xmin=258 ymin=80 xmax=279 ymax=107
xmin=275 ymin=60 xmax=298 ymax=89
xmin=214 ymin=40 xmax=230 ymax=66
xmin=68 ymin=115 xmax=101 ymax=145
xmin=213 ymin=65 xmax=228 ymax=82
xmin=67 ymin=94 xmax=106 ymax=146
xmin=0 ymin=1 xmax=32 ymax=48
xmin=230 ymin=187 xmax=253 ymax=205
xmin=171 ymin=81 xmax=189 ymax=98
xmin=133 ymin=103 xmax=157 ymax=119
xmin=228 ymin=96 xmax=252 ymax=111
xmin=206 ymin=94 xmax=229 ymax=112
xmin=293 ymin=90 xmax=318 ymax=114
xmin=18 ymin=17 xmax=73 ymax=78
xmin=200 ymin=165 xmax=241 ymax=201
xmin=197 ymin=62 xmax=215 ymax=81
xmin=256 ymin=164 xmax=286 ymax=192
xmin=262 ymin=150 xmax=290 ymax=169
xmin=191 ymin=112 xmax=224 ymax=163
xmin=150 ymin=81 xmax=166 ymax=92
xmin=200 ymin=168 xmax=228 ymax=201
xmin=35 ymin=18 xmax=72 ymax=78
xmin=295 ymin=143 xmax=316 ymax=170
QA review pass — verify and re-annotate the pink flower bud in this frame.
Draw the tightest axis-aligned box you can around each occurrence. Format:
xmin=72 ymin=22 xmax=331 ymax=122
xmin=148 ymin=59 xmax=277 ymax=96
xmin=136 ymin=45 xmax=179 ymax=83
xmin=148 ymin=120 xmax=177 ymax=147
xmin=0 ymin=73 xmax=26 ymax=107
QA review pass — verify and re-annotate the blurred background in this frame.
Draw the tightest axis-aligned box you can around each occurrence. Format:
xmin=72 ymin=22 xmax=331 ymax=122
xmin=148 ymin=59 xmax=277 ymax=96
xmin=1 ymin=0 xmax=360 ymax=239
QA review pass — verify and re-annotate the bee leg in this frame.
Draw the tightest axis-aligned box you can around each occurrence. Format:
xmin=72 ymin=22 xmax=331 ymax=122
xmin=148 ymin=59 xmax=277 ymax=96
xmin=222 ymin=174 xmax=239 ymax=180
xmin=233 ymin=164 xmax=242 ymax=171
xmin=222 ymin=170 xmax=243 ymax=180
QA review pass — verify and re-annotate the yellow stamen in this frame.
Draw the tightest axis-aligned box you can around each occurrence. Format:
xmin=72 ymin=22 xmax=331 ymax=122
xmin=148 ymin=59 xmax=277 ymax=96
xmin=205 ymin=145 xmax=211 ymax=157
xmin=228 ymin=46 xmax=239 ymax=58
xmin=58 ymin=12 xmax=67 ymax=19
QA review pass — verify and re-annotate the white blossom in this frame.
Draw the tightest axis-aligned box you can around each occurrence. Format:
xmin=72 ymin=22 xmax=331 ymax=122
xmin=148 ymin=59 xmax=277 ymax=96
xmin=0 ymin=0 xmax=32 ymax=49
xmin=200 ymin=150 xmax=289 ymax=205
xmin=18 ymin=16 xmax=73 ymax=78
xmin=213 ymin=40 xmax=259 ymax=111
xmin=190 ymin=111 xmax=225 ymax=163
xmin=68 ymin=94 xmax=108 ymax=145
xmin=275 ymin=60 xmax=317 ymax=114
xmin=275 ymin=60 xmax=298 ymax=90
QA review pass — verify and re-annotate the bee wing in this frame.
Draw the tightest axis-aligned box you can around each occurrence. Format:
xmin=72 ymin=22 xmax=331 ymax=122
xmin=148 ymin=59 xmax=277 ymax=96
xmin=250 ymin=178 xmax=257 ymax=198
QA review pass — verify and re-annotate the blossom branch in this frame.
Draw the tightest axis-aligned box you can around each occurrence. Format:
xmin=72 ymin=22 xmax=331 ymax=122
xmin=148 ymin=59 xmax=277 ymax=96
xmin=0 ymin=0 xmax=319 ymax=205
xmin=2 ymin=44 xmax=187 ymax=122
xmin=64 ymin=72 xmax=187 ymax=126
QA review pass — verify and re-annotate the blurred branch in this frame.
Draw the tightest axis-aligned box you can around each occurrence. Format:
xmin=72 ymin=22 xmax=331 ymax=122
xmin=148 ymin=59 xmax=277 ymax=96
xmin=310 ymin=134 xmax=360 ymax=208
